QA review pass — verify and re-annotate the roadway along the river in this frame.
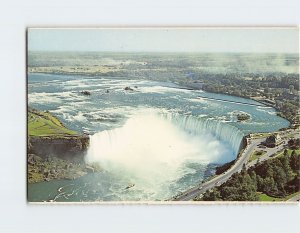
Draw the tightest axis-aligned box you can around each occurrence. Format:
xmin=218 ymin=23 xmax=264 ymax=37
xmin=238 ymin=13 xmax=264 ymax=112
xmin=172 ymin=137 xmax=265 ymax=201
xmin=172 ymin=129 xmax=299 ymax=201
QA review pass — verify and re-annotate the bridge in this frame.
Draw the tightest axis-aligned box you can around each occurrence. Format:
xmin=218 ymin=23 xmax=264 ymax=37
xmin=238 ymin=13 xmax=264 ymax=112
xmin=197 ymin=96 xmax=270 ymax=107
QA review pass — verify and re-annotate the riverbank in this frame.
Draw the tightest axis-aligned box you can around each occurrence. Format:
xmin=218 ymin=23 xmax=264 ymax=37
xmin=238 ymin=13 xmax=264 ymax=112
xmin=170 ymin=125 xmax=300 ymax=201
xmin=28 ymin=108 xmax=100 ymax=184
xmin=197 ymin=142 xmax=300 ymax=201
xmin=198 ymin=88 xmax=296 ymax=128
xmin=28 ymin=154 xmax=101 ymax=183
xmin=201 ymin=81 xmax=298 ymax=128
xmin=28 ymin=72 xmax=293 ymax=201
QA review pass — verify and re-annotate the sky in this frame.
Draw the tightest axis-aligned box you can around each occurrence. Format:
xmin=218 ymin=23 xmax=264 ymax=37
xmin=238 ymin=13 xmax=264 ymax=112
xmin=28 ymin=28 xmax=299 ymax=53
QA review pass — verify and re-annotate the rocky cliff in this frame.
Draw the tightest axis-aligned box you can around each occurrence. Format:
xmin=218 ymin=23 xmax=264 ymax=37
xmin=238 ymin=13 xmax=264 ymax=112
xmin=28 ymin=135 xmax=90 ymax=161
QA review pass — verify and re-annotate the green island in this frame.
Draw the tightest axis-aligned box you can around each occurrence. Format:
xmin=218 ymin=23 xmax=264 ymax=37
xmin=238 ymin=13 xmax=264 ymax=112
xmin=28 ymin=52 xmax=299 ymax=202
xmin=236 ymin=113 xmax=250 ymax=122
xmin=28 ymin=108 xmax=100 ymax=183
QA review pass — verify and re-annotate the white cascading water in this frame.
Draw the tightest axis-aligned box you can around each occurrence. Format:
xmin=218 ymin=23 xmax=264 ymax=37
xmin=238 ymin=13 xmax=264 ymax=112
xmin=160 ymin=112 xmax=244 ymax=154
xmin=85 ymin=109 xmax=243 ymax=199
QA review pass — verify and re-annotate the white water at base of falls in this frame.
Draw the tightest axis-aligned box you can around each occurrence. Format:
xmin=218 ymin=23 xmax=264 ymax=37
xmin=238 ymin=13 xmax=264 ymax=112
xmin=28 ymin=73 xmax=291 ymax=202
xmin=85 ymin=109 xmax=241 ymax=199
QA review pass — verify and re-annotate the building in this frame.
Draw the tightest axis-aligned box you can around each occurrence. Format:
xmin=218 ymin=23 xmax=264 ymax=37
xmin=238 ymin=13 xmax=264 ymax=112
xmin=264 ymin=133 xmax=282 ymax=148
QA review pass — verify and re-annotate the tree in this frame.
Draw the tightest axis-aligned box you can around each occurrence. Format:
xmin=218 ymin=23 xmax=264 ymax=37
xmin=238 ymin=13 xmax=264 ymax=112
xmin=290 ymin=150 xmax=300 ymax=171
xmin=281 ymin=152 xmax=294 ymax=181
xmin=202 ymin=189 xmax=221 ymax=201
xmin=286 ymin=172 xmax=300 ymax=193
xmin=241 ymin=163 xmax=247 ymax=176
xmin=249 ymin=170 xmax=258 ymax=190
xmin=273 ymin=167 xmax=288 ymax=195
xmin=263 ymin=177 xmax=278 ymax=195
xmin=288 ymin=139 xmax=300 ymax=150
xmin=199 ymin=151 xmax=300 ymax=202
xmin=256 ymin=175 xmax=264 ymax=190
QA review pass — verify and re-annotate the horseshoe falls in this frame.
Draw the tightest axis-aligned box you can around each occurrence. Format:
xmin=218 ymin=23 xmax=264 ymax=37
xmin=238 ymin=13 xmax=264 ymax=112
xmin=27 ymin=74 xmax=290 ymax=202
xmin=160 ymin=112 xmax=244 ymax=155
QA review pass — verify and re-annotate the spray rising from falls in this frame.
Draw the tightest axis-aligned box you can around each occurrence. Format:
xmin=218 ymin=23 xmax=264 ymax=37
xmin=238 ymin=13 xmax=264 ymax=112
xmin=86 ymin=110 xmax=244 ymax=165
xmin=85 ymin=109 xmax=244 ymax=200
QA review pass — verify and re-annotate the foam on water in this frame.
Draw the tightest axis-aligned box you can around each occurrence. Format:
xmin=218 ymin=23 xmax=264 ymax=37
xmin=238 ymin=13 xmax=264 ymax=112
xmin=27 ymin=74 xmax=290 ymax=201
xmin=85 ymin=109 xmax=238 ymax=200
xmin=28 ymin=92 xmax=63 ymax=104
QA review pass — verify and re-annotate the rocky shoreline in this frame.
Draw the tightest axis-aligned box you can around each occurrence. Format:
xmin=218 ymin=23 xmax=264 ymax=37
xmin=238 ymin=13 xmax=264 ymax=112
xmin=28 ymin=135 xmax=90 ymax=160
xmin=27 ymin=135 xmax=102 ymax=184
xmin=28 ymin=134 xmax=102 ymax=184
xmin=27 ymin=153 xmax=101 ymax=183
xmin=27 ymin=108 xmax=101 ymax=184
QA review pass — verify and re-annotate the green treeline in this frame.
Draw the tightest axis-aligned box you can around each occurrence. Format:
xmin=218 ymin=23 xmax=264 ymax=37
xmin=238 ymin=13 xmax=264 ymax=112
xmin=198 ymin=150 xmax=300 ymax=201
xmin=201 ymin=74 xmax=299 ymax=126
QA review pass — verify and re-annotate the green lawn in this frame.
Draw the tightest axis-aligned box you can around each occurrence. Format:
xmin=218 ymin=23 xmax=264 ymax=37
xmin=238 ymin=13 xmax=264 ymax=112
xmin=249 ymin=150 xmax=266 ymax=162
xmin=258 ymin=193 xmax=282 ymax=201
xmin=28 ymin=109 xmax=78 ymax=137
xmin=258 ymin=191 xmax=300 ymax=202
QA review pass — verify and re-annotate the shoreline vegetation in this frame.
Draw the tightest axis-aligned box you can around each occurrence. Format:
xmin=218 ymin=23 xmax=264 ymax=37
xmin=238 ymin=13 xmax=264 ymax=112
xmin=27 ymin=52 xmax=299 ymax=201
xmin=28 ymin=108 xmax=100 ymax=184
xmin=195 ymin=125 xmax=300 ymax=201
xmin=28 ymin=70 xmax=294 ymax=127
xmin=196 ymin=149 xmax=300 ymax=201
xmin=28 ymin=71 xmax=298 ymax=126
xmin=28 ymin=89 xmax=299 ymax=201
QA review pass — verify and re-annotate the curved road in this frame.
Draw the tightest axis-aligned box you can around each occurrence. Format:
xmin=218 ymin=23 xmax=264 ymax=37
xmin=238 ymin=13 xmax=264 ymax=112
xmin=172 ymin=129 xmax=299 ymax=201
xmin=172 ymin=137 xmax=264 ymax=201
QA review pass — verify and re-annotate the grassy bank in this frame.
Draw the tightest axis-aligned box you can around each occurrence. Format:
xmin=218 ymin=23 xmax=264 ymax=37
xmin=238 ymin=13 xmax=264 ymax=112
xmin=258 ymin=191 xmax=300 ymax=202
xmin=28 ymin=108 xmax=78 ymax=137
xmin=27 ymin=108 xmax=99 ymax=184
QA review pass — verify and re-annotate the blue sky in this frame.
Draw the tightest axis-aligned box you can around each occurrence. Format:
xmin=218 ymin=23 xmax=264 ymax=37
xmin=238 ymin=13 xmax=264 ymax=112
xmin=28 ymin=28 xmax=299 ymax=53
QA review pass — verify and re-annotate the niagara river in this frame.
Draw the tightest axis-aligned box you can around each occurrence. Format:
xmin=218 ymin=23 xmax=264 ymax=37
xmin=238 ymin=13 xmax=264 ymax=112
xmin=27 ymin=73 xmax=290 ymax=202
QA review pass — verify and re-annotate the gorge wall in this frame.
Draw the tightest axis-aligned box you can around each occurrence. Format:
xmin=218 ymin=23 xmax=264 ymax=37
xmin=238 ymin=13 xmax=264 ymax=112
xmin=28 ymin=135 xmax=90 ymax=161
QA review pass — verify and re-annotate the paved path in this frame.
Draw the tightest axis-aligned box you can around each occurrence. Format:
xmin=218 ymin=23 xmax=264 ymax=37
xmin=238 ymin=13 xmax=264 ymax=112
xmin=248 ymin=130 xmax=300 ymax=167
xmin=287 ymin=194 xmax=300 ymax=202
xmin=247 ymin=142 xmax=286 ymax=168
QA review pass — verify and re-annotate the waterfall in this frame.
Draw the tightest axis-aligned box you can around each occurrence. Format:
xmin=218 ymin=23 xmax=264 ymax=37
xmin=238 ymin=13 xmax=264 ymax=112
xmin=159 ymin=112 xmax=244 ymax=155
xmin=86 ymin=109 xmax=244 ymax=165
xmin=84 ymin=109 xmax=244 ymax=200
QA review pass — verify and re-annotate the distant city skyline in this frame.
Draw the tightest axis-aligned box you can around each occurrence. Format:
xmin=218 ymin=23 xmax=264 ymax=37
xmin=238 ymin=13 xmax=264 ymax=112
xmin=28 ymin=28 xmax=299 ymax=53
